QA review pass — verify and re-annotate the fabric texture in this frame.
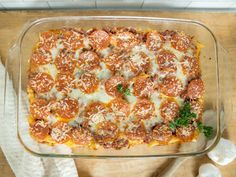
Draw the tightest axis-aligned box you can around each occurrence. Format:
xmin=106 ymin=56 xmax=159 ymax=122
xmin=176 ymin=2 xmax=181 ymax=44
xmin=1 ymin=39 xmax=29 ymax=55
xmin=0 ymin=60 xmax=78 ymax=177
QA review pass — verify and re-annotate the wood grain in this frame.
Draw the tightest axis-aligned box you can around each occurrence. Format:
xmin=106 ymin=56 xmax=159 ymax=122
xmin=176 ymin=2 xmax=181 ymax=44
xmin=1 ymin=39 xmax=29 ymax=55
xmin=0 ymin=10 xmax=235 ymax=177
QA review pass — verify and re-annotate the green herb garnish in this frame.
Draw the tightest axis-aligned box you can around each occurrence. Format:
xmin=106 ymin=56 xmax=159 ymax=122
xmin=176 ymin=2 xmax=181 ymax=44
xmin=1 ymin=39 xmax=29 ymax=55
xmin=117 ymin=84 xmax=123 ymax=92
xmin=197 ymin=122 xmax=213 ymax=138
xmin=178 ymin=102 xmax=197 ymax=122
xmin=117 ymin=84 xmax=131 ymax=96
xmin=169 ymin=102 xmax=213 ymax=138
xmin=197 ymin=121 xmax=203 ymax=131
xmin=169 ymin=122 xmax=176 ymax=131
xmin=169 ymin=102 xmax=197 ymax=129
xmin=124 ymin=88 xmax=131 ymax=95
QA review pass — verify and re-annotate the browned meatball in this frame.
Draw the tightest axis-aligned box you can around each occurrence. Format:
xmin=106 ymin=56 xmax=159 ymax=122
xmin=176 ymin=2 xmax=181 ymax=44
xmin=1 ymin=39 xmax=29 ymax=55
xmin=152 ymin=124 xmax=173 ymax=144
xmin=176 ymin=125 xmax=195 ymax=142
xmin=30 ymin=120 xmax=50 ymax=140
xmin=125 ymin=123 xmax=146 ymax=141
xmin=187 ymin=79 xmax=204 ymax=99
xmin=71 ymin=127 xmax=93 ymax=145
xmin=160 ymin=76 xmax=184 ymax=97
xmin=160 ymin=99 xmax=179 ymax=123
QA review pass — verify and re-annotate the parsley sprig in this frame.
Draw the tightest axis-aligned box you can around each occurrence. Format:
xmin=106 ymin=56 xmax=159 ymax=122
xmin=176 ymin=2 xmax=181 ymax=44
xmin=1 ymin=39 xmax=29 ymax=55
xmin=169 ymin=102 xmax=213 ymax=138
xmin=117 ymin=84 xmax=131 ymax=96
xmin=197 ymin=122 xmax=213 ymax=138
xmin=169 ymin=102 xmax=196 ymax=130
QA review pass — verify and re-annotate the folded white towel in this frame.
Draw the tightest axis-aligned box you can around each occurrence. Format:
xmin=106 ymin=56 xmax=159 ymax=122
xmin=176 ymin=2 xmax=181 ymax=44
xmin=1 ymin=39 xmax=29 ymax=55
xmin=0 ymin=60 xmax=79 ymax=177
xmin=208 ymin=138 xmax=236 ymax=166
xmin=198 ymin=163 xmax=221 ymax=177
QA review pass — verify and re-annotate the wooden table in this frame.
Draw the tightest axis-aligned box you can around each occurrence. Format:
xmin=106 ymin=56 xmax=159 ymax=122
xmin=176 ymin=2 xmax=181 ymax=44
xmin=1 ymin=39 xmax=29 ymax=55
xmin=0 ymin=10 xmax=235 ymax=177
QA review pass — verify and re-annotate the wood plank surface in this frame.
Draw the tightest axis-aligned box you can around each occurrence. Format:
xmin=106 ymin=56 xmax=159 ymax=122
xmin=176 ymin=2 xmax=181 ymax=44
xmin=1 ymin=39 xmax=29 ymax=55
xmin=0 ymin=10 xmax=235 ymax=177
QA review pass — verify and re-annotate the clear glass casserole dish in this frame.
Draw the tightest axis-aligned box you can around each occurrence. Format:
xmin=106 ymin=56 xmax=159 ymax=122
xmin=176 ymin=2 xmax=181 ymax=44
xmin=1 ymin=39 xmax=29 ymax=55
xmin=4 ymin=16 xmax=231 ymax=158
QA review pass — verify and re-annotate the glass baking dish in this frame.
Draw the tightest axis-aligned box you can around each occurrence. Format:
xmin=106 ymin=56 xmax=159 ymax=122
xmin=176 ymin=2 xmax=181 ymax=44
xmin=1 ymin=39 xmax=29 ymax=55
xmin=4 ymin=16 xmax=231 ymax=158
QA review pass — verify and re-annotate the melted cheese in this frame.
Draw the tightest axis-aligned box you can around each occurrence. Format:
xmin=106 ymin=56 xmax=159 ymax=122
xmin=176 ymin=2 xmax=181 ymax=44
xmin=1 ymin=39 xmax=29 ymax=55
xmin=132 ymin=45 xmax=156 ymax=60
xmin=100 ymin=48 xmax=111 ymax=58
xmin=38 ymin=63 xmax=58 ymax=79
xmin=50 ymin=41 xmax=64 ymax=60
xmin=175 ymin=96 xmax=184 ymax=105
xmin=83 ymin=37 xmax=90 ymax=48
xmin=143 ymin=116 xmax=162 ymax=131
xmin=95 ymin=62 xmax=111 ymax=80
xmin=150 ymin=58 xmax=159 ymax=74
xmin=150 ymin=91 xmax=162 ymax=116
xmin=130 ymin=45 xmax=155 ymax=66
xmin=74 ymin=49 xmax=83 ymax=59
xmin=47 ymin=115 xmax=58 ymax=124
xmin=89 ymin=112 xmax=106 ymax=132
xmin=28 ymin=28 xmax=203 ymax=149
xmin=119 ymin=113 xmax=136 ymax=132
xmin=38 ymin=87 xmax=64 ymax=101
xmin=163 ymin=42 xmax=184 ymax=60
xmin=125 ymin=83 xmax=137 ymax=108
xmin=68 ymin=84 xmax=113 ymax=105
xmin=175 ymin=61 xmax=188 ymax=87
xmin=158 ymin=42 xmax=189 ymax=86
xmin=121 ymin=63 xmax=135 ymax=79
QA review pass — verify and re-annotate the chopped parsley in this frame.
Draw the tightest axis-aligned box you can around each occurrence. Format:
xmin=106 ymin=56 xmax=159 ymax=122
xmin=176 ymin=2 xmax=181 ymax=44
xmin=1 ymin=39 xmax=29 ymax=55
xmin=197 ymin=122 xmax=213 ymax=138
xmin=169 ymin=102 xmax=196 ymax=130
xmin=117 ymin=84 xmax=131 ymax=96
xmin=169 ymin=122 xmax=176 ymax=131
xmin=169 ymin=102 xmax=213 ymax=138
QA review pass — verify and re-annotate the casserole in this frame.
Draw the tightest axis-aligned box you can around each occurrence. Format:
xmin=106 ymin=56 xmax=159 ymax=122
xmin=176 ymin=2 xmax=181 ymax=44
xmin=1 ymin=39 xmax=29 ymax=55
xmin=27 ymin=26 xmax=204 ymax=149
xmin=5 ymin=16 xmax=229 ymax=158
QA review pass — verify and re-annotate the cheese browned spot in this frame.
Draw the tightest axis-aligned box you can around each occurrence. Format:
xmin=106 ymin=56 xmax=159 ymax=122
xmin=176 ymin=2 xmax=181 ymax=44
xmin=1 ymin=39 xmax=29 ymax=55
xmin=51 ymin=121 xmax=72 ymax=143
xmin=55 ymin=72 xmax=75 ymax=94
xmin=146 ymin=31 xmax=164 ymax=51
xmin=30 ymin=49 xmax=52 ymax=65
xmin=77 ymin=72 xmax=99 ymax=94
xmin=78 ymin=51 xmax=100 ymax=71
xmin=160 ymin=75 xmax=184 ymax=97
xmin=111 ymin=31 xmax=139 ymax=50
xmin=89 ymin=30 xmax=110 ymax=50
xmin=29 ymin=72 xmax=54 ymax=93
xmin=71 ymin=127 xmax=93 ymax=145
xmin=171 ymin=32 xmax=191 ymax=52
xmin=53 ymin=98 xmax=79 ymax=119
xmin=152 ymin=124 xmax=172 ymax=144
xmin=187 ymin=79 xmax=204 ymax=99
xmin=30 ymin=120 xmax=50 ymax=140
xmin=30 ymin=98 xmax=51 ymax=120
xmin=176 ymin=125 xmax=195 ymax=142
xmin=160 ymin=99 xmax=179 ymax=123
xmin=60 ymin=28 xmax=84 ymax=51
xmin=104 ymin=76 xmax=128 ymax=98
xmin=55 ymin=49 xmax=76 ymax=73
xmin=133 ymin=75 xmax=155 ymax=98
xmin=133 ymin=99 xmax=155 ymax=120
xmin=157 ymin=50 xmax=177 ymax=73
xmin=108 ymin=98 xmax=130 ymax=120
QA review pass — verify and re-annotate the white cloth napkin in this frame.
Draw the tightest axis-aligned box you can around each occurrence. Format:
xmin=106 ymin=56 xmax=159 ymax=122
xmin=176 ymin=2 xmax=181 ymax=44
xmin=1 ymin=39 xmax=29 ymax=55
xmin=0 ymin=60 xmax=79 ymax=177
